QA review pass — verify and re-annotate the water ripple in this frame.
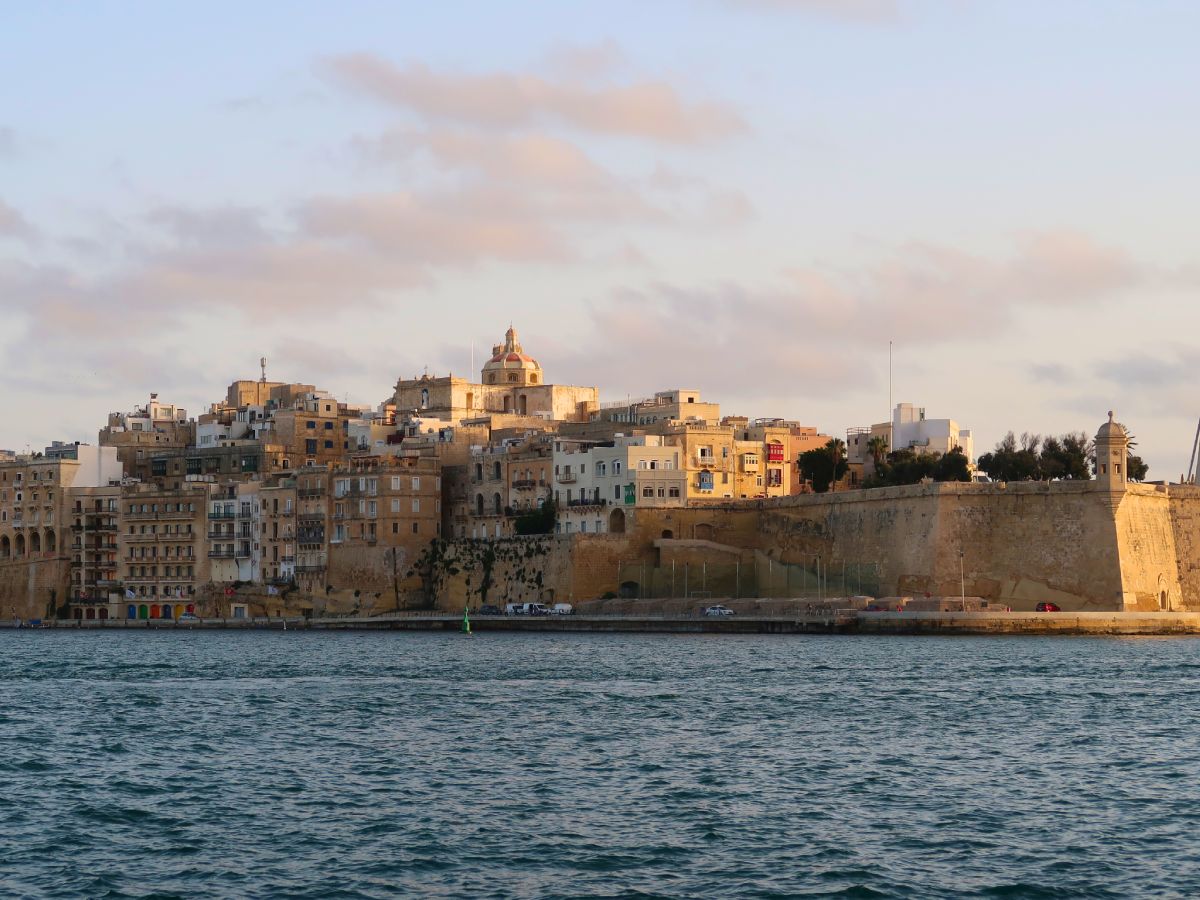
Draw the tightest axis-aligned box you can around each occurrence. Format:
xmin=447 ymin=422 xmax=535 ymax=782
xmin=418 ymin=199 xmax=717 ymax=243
xmin=2 ymin=631 xmax=1199 ymax=897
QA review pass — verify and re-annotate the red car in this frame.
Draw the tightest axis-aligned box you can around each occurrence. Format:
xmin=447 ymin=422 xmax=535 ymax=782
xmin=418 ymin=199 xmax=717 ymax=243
xmin=1035 ymin=602 xmax=1061 ymax=612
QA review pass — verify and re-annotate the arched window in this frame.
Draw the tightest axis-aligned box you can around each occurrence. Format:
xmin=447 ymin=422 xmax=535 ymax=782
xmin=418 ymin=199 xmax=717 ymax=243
xmin=476 ymin=494 xmax=484 ymax=516
xmin=493 ymin=493 xmax=502 ymax=514
xmin=420 ymin=388 xmax=429 ymax=408
xmin=16 ymin=533 xmax=27 ymax=555
xmin=493 ymin=461 xmax=502 ymax=480
xmin=0 ymin=535 xmax=9 ymax=559
xmin=30 ymin=531 xmax=41 ymax=553
xmin=44 ymin=529 xmax=56 ymax=552
xmin=474 ymin=463 xmax=483 ymax=481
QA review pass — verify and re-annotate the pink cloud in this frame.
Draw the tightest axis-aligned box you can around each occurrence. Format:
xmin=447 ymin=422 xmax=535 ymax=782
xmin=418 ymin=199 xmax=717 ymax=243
xmin=324 ymin=54 xmax=746 ymax=143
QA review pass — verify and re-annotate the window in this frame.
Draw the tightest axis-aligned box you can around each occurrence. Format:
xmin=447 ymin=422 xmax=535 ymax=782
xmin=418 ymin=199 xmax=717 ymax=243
xmin=580 ymin=521 xmax=587 ymax=533
xmin=412 ymin=499 xmax=420 ymax=513
xmin=669 ymin=487 xmax=681 ymax=498
xmin=306 ymin=421 xmax=316 ymax=430
xmin=391 ymin=499 xmax=400 ymax=513
xmin=642 ymin=486 xmax=654 ymax=498
xmin=657 ymin=486 xmax=665 ymax=497
xmin=392 ymin=522 xmax=399 ymax=534
xmin=412 ymin=477 xmax=420 ymax=490
xmin=305 ymin=440 xmax=317 ymax=454
xmin=368 ymin=501 xmax=377 ymax=518
xmin=391 ymin=476 xmax=401 ymax=490
xmin=412 ymin=522 xmax=419 ymax=534
xmin=324 ymin=421 xmax=333 ymax=430
xmin=614 ymin=462 xmax=621 ymax=475
xmin=614 ymin=486 xmax=621 ymax=500
xmin=324 ymin=440 xmax=333 ymax=449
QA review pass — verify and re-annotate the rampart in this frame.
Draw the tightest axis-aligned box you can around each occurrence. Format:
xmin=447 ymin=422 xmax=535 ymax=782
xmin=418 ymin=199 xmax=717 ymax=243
xmin=431 ymin=480 xmax=1200 ymax=612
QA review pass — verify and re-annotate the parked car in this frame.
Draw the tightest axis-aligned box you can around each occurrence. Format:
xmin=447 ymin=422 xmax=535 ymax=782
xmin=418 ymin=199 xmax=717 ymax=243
xmin=1035 ymin=602 xmax=1061 ymax=612
xmin=703 ymin=605 xmax=735 ymax=617
xmin=476 ymin=605 xmax=501 ymax=616
xmin=551 ymin=603 xmax=574 ymax=616
xmin=178 ymin=613 xmax=200 ymax=622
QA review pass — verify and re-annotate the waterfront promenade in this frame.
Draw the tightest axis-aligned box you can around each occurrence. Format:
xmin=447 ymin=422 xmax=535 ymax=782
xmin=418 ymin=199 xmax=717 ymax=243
xmin=11 ymin=610 xmax=1200 ymax=635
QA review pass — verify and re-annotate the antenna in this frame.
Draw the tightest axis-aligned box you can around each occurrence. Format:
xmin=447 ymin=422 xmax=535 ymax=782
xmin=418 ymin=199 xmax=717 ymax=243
xmin=260 ymin=357 xmax=267 ymax=384
xmin=1188 ymin=417 xmax=1200 ymax=483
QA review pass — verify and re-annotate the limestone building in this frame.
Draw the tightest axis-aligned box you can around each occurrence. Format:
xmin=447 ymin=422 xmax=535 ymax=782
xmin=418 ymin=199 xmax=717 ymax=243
xmin=392 ymin=326 xmax=598 ymax=424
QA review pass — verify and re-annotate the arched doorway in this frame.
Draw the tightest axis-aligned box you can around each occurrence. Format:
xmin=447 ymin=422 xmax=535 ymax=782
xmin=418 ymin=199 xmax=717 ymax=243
xmin=694 ymin=523 xmax=714 ymax=541
xmin=0 ymin=535 xmax=9 ymax=558
xmin=619 ymin=580 xmax=640 ymax=599
xmin=150 ymin=604 xmax=160 ymax=619
xmin=661 ymin=529 xmax=674 ymax=539
xmin=15 ymin=534 xmax=25 ymax=556
xmin=30 ymin=531 xmax=40 ymax=553
xmin=502 ymin=396 xmax=512 ymax=413
xmin=476 ymin=494 xmax=484 ymax=516
xmin=85 ymin=607 xmax=96 ymax=620
xmin=162 ymin=604 xmax=174 ymax=620
xmin=608 ymin=508 xmax=626 ymax=534
xmin=138 ymin=604 xmax=149 ymax=620
xmin=127 ymin=604 xmax=137 ymax=619
xmin=45 ymin=529 xmax=56 ymax=553
xmin=518 ymin=394 xmax=528 ymax=415
xmin=73 ymin=607 xmax=83 ymax=620
xmin=98 ymin=608 xmax=109 ymax=620
xmin=493 ymin=493 xmax=502 ymax=514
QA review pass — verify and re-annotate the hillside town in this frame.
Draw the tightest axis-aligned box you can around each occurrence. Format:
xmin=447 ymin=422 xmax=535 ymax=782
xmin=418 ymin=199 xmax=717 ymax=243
xmin=0 ymin=325 xmax=976 ymax=622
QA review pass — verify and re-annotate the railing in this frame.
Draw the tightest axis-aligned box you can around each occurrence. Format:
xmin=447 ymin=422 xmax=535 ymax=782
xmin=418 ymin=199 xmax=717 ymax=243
xmin=207 ymin=530 xmax=234 ymax=540
xmin=557 ymin=473 xmax=576 ymax=483
xmin=208 ymin=510 xmax=236 ymax=520
xmin=235 ymin=545 xmax=252 ymax=558
xmin=565 ymin=497 xmax=608 ymax=508
xmin=208 ymin=549 xmax=236 ymax=558
xmin=298 ymin=489 xmax=324 ymax=498
xmin=294 ymin=563 xmax=326 ymax=573
xmin=512 ymin=479 xmax=537 ymax=489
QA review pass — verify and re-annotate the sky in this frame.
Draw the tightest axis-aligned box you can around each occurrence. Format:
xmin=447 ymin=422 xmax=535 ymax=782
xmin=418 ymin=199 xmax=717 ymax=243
xmin=3 ymin=1 xmax=1199 ymax=478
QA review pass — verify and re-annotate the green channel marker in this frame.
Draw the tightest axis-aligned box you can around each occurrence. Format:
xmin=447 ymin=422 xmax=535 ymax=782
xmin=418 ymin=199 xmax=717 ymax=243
xmin=462 ymin=606 xmax=471 ymax=634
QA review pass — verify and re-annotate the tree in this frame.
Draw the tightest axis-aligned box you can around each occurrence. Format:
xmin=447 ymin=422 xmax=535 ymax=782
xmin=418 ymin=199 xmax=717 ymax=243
xmin=933 ymin=447 xmax=971 ymax=482
xmin=799 ymin=439 xmax=849 ymax=493
xmin=514 ymin=497 xmax=556 ymax=535
xmin=1127 ymin=455 xmax=1149 ymax=482
xmin=866 ymin=435 xmax=889 ymax=468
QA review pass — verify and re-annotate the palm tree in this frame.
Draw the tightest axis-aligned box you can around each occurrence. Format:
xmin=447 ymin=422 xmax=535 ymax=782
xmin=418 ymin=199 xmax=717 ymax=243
xmin=866 ymin=435 xmax=889 ymax=467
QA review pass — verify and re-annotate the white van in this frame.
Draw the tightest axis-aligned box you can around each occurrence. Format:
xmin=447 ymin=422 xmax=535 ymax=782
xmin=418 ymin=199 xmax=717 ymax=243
xmin=506 ymin=603 xmax=551 ymax=616
xmin=551 ymin=603 xmax=574 ymax=616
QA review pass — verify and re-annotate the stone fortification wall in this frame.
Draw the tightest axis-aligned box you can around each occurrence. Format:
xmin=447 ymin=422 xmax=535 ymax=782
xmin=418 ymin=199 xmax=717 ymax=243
xmin=612 ymin=481 xmax=1198 ymax=612
xmin=0 ymin=556 xmax=69 ymax=620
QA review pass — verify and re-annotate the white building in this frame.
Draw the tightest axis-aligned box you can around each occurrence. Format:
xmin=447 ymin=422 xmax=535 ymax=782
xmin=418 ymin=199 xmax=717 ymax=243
xmin=889 ymin=403 xmax=974 ymax=460
xmin=552 ymin=435 xmax=685 ymax=535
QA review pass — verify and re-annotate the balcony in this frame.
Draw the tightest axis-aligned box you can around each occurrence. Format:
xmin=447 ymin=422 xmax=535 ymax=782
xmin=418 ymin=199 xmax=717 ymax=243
xmin=208 ymin=549 xmax=236 ymax=558
xmin=208 ymin=510 xmax=236 ymax=520
xmin=207 ymin=530 xmax=234 ymax=540
xmin=565 ymin=497 xmax=608 ymax=509
xmin=280 ymin=555 xmax=295 ymax=563
xmin=298 ymin=488 xmax=324 ymax=498
xmin=557 ymin=473 xmax=577 ymax=484
xmin=295 ymin=563 xmax=326 ymax=573
xmin=235 ymin=544 xmax=252 ymax=559
xmin=512 ymin=479 xmax=537 ymax=490
xmin=124 ymin=533 xmax=158 ymax=542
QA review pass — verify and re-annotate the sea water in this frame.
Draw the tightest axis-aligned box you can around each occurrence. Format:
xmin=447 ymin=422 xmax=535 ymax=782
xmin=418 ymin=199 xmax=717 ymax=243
xmin=2 ymin=630 xmax=1199 ymax=898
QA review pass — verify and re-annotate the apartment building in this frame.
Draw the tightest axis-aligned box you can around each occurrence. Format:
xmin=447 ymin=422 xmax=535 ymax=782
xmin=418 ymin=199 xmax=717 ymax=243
xmin=118 ymin=482 xmax=211 ymax=615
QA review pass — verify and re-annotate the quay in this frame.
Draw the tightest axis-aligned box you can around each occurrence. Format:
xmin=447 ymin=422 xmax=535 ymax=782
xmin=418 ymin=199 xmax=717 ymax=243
xmin=9 ymin=611 xmax=1200 ymax=635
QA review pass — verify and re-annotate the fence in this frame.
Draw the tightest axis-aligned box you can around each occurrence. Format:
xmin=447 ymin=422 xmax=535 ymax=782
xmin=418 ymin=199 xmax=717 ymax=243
xmin=614 ymin=558 xmax=881 ymax=600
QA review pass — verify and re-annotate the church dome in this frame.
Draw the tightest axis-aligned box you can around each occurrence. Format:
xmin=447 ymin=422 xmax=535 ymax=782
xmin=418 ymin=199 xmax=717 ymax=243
xmin=481 ymin=326 xmax=542 ymax=385
xmin=1096 ymin=411 xmax=1127 ymax=442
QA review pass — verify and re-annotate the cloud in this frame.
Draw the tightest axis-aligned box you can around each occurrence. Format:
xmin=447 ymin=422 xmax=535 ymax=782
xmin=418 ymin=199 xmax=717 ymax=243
xmin=543 ymin=39 xmax=628 ymax=80
xmin=559 ymin=231 xmax=1148 ymax=402
xmin=0 ymin=199 xmax=38 ymax=243
xmin=324 ymin=54 xmax=745 ymax=143
xmin=721 ymin=0 xmax=900 ymax=21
